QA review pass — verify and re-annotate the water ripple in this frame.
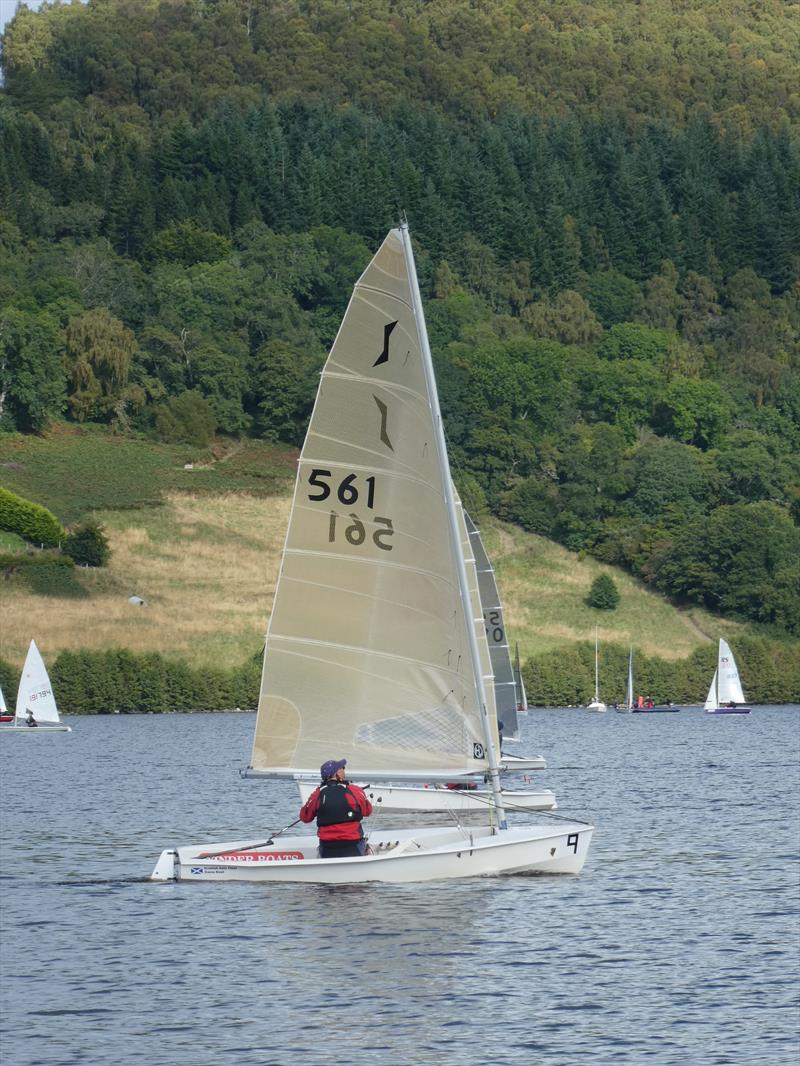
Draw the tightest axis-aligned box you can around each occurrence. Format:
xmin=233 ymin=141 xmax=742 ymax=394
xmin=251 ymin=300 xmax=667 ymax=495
xmin=1 ymin=706 xmax=798 ymax=1066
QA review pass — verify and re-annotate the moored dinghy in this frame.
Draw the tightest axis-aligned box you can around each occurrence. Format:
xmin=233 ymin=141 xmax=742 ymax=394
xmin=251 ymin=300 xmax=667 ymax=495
xmin=151 ymin=223 xmax=592 ymax=883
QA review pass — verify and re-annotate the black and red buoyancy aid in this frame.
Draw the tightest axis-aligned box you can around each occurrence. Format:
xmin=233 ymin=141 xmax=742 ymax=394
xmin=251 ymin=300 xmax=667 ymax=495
xmin=315 ymin=782 xmax=364 ymax=828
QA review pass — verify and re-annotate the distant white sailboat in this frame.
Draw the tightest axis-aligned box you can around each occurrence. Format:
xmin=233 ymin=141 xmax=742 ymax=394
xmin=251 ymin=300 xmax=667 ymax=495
xmin=615 ymin=645 xmax=634 ymax=713
xmin=0 ymin=641 xmax=72 ymax=734
xmin=586 ymin=628 xmax=607 ymax=712
xmin=704 ymin=639 xmax=751 ymax=714
xmin=152 ymin=223 xmax=591 ymax=883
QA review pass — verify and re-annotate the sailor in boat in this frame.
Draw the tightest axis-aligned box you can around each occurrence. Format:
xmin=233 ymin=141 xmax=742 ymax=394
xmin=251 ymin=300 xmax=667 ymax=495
xmin=25 ymin=709 xmax=38 ymax=727
xmin=299 ymin=759 xmax=373 ymax=859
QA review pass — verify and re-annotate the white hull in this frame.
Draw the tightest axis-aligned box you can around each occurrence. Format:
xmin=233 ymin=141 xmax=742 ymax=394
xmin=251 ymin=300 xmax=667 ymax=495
xmin=151 ymin=823 xmax=593 ymax=884
xmin=0 ymin=723 xmax=72 ymax=733
xmin=585 ymin=700 xmax=607 ymax=713
xmin=297 ymin=780 xmax=556 ymax=813
xmin=500 ymin=753 xmax=547 ymax=771
xmin=614 ymin=706 xmax=633 ymax=714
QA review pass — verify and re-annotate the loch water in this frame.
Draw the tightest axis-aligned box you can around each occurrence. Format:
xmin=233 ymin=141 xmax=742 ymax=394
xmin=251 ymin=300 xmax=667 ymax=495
xmin=1 ymin=706 xmax=798 ymax=1066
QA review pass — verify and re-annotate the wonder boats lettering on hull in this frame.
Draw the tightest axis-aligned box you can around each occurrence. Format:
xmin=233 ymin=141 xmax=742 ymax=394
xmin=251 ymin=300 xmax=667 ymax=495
xmin=210 ymin=852 xmax=305 ymax=862
xmin=151 ymin=223 xmax=593 ymax=884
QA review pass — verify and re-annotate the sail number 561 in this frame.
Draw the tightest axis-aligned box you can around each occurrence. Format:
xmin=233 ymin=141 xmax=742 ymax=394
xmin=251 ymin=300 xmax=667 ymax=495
xmin=308 ymin=469 xmax=376 ymax=508
xmin=307 ymin=469 xmax=394 ymax=551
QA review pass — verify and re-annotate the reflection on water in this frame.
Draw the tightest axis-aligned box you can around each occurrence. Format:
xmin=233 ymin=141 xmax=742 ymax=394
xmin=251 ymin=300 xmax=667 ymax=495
xmin=1 ymin=707 xmax=798 ymax=1065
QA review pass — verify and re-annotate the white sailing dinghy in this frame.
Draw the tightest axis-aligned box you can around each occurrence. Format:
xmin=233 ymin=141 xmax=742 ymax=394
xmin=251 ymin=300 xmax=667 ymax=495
xmin=704 ymin=639 xmax=752 ymax=714
xmin=463 ymin=509 xmax=545 ymax=771
xmin=0 ymin=640 xmax=72 ymax=733
xmin=151 ymin=224 xmax=591 ymax=883
xmin=585 ymin=628 xmax=607 ymax=712
xmin=615 ymin=645 xmax=634 ymax=713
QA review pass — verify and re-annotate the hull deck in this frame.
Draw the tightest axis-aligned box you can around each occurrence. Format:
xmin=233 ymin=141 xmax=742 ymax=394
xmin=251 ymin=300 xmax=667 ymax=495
xmin=151 ymin=823 xmax=593 ymax=884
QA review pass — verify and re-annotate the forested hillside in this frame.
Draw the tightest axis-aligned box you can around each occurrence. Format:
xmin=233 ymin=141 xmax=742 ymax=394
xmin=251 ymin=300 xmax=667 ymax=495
xmin=1 ymin=0 xmax=799 ymax=638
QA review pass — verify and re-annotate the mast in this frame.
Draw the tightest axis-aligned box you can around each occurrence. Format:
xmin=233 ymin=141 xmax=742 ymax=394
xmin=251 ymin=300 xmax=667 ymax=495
xmin=594 ymin=628 xmax=600 ymax=701
xmin=514 ymin=643 xmax=527 ymax=711
xmin=399 ymin=221 xmax=508 ymax=831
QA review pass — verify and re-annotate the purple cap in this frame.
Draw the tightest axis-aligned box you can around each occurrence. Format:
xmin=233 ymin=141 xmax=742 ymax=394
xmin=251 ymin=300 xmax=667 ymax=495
xmin=320 ymin=758 xmax=347 ymax=780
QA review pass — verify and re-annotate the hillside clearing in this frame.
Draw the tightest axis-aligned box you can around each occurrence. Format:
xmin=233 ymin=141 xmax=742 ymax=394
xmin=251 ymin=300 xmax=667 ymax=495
xmin=0 ymin=493 xmax=745 ymax=672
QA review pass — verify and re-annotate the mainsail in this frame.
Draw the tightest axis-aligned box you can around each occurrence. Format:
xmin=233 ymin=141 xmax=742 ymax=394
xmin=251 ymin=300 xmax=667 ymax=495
xmin=716 ymin=639 xmax=746 ymax=705
xmin=463 ymin=511 xmax=519 ymax=741
xmin=15 ymin=640 xmax=60 ymax=724
xmin=251 ymin=229 xmax=492 ymax=780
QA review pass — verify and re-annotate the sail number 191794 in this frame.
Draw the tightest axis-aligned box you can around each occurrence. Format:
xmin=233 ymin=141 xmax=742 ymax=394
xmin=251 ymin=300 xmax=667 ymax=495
xmin=307 ymin=468 xmax=394 ymax=552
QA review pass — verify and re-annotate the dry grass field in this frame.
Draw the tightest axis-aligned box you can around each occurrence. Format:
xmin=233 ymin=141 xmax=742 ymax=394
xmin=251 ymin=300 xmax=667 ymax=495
xmin=1 ymin=492 xmax=744 ymax=673
xmin=1 ymin=493 xmax=290 ymax=670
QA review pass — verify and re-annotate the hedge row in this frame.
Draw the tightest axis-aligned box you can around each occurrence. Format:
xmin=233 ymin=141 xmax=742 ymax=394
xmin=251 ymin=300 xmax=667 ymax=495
xmin=50 ymin=648 xmax=262 ymax=714
xmin=0 ymin=551 xmax=88 ymax=597
xmin=0 ymin=487 xmax=65 ymax=547
xmin=1 ymin=638 xmax=795 ymax=715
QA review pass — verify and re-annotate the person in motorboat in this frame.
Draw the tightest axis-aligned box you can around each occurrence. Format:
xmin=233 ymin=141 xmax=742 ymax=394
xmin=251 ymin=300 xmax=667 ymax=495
xmin=299 ymin=759 xmax=373 ymax=859
xmin=25 ymin=709 xmax=38 ymax=727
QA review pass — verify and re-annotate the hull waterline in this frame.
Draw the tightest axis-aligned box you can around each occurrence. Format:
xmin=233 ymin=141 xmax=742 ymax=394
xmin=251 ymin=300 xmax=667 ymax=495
xmin=631 ymin=707 xmax=680 ymax=714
